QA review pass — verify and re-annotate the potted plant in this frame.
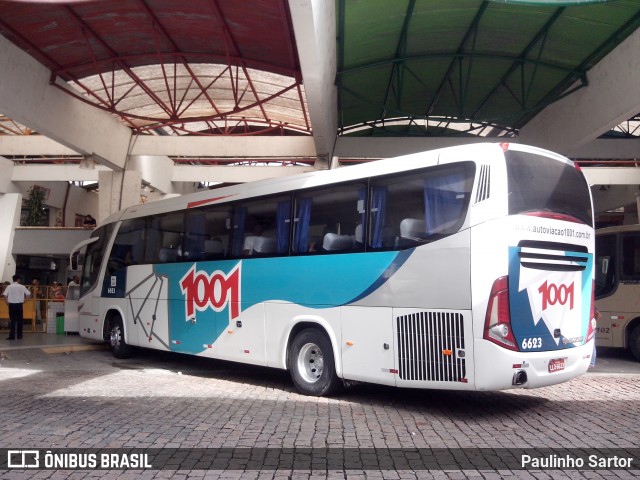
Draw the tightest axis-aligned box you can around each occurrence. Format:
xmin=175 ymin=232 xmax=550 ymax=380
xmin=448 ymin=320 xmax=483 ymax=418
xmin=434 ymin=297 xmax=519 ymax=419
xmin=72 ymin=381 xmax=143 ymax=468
xmin=25 ymin=185 xmax=46 ymax=226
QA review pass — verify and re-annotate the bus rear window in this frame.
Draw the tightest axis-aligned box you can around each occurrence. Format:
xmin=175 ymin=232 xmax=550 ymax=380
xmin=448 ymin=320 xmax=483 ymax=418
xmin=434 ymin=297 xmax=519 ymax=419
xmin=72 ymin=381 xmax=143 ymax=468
xmin=505 ymin=150 xmax=592 ymax=226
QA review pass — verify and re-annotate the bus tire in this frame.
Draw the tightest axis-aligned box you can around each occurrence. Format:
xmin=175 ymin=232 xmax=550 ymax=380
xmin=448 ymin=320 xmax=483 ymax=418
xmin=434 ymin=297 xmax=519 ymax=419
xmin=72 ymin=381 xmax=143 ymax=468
xmin=630 ymin=324 xmax=640 ymax=362
xmin=288 ymin=328 xmax=341 ymax=396
xmin=108 ymin=315 xmax=133 ymax=359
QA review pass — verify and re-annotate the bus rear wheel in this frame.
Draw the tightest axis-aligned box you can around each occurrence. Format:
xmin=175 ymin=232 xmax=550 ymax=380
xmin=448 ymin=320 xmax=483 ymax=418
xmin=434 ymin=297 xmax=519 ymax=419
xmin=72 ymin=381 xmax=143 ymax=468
xmin=108 ymin=316 xmax=133 ymax=359
xmin=288 ymin=328 xmax=340 ymax=396
xmin=630 ymin=324 xmax=640 ymax=362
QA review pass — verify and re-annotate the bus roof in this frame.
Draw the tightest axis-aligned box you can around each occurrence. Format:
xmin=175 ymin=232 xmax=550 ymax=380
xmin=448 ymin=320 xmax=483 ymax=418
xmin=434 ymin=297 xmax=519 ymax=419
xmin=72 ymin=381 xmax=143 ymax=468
xmin=102 ymin=142 xmax=569 ymax=225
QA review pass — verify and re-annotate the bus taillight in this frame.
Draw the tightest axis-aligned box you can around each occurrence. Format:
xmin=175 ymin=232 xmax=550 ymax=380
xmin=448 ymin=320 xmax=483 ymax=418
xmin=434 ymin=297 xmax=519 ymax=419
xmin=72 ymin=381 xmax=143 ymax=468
xmin=522 ymin=211 xmax=586 ymax=225
xmin=586 ymin=283 xmax=596 ymax=342
xmin=484 ymin=276 xmax=519 ymax=351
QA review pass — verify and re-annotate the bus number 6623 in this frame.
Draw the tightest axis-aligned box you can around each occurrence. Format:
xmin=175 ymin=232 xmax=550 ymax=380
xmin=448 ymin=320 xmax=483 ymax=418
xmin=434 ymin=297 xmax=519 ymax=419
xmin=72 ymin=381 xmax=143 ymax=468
xmin=522 ymin=337 xmax=542 ymax=349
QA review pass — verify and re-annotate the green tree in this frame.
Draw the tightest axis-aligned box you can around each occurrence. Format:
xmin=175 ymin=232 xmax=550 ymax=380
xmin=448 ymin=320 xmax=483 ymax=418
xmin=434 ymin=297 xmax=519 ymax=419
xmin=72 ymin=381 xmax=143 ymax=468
xmin=25 ymin=186 xmax=46 ymax=226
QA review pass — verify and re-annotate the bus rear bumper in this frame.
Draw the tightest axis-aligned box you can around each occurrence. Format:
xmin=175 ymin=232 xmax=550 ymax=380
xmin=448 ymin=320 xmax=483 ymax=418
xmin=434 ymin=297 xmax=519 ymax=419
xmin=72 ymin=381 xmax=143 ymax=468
xmin=474 ymin=339 xmax=593 ymax=391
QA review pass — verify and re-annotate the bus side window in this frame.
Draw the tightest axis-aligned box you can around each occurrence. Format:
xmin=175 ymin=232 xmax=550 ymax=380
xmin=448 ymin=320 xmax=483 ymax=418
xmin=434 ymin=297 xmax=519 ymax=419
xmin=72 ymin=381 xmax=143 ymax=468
xmin=621 ymin=234 xmax=640 ymax=278
xmin=595 ymin=234 xmax=617 ymax=298
xmin=370 ymin=163 xmax=473 ymax=250
xmin=184 ymin=212 xmax=206 ymax=261
xmin=186 ymin=205 xmax=232 ymax=261
xmin=293 ymin=183 xmax=365 ymax=254
xmin=231 ymin=195 xmax=289 ymax=258
xmin=146 ymin=212 xmax=185 ymax=264
xmin=109 ymin=218 xmax=145 ymax=272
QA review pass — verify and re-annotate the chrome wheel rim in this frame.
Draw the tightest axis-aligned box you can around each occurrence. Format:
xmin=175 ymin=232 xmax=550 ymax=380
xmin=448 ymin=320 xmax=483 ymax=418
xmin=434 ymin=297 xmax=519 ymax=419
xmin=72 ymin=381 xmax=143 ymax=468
xmin=296 ymin=342 xmax=324 ymax=383
xmin=110 ymin=325 xmax=122 ymax=349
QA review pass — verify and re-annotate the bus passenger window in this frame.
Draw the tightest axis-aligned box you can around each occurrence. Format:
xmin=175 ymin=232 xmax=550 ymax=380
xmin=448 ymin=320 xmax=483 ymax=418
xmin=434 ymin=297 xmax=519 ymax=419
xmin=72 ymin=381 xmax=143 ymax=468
xmin=109 ymin=218 xmax=146 ymax=271
xmin=293 ymin=183 xmax=365 ymax=254
xmin=186 ymin=206 xmax=231 ymax=261
xmin=369 ymin=163 xmax=474 ymax=250
xmin=145 ymin=212 xmax=185 ymax=264
xmin=233 ymin=195 xmax=290 ymax=258
xmin=595 ymin=234 xmax=617 ymax=298
xmin=622 ymin=234 xmax=640 ymax=278
xmin=183 ymin=212 xmax=206 ymax=261
xmin=158 ymin=232 xmax=180 ymax=262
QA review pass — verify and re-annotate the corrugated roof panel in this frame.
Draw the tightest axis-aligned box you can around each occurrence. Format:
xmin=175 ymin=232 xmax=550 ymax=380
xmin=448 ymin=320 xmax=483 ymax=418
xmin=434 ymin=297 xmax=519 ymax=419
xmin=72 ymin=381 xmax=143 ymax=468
xmin=337 ymin=0 xmax=640 ymax=135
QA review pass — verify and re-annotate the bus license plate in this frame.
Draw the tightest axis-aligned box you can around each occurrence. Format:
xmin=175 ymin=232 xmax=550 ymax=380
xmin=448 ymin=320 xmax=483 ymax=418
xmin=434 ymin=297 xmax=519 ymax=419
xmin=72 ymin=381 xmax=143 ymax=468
xmin=548 ymin=358 xmax=565 ymax=373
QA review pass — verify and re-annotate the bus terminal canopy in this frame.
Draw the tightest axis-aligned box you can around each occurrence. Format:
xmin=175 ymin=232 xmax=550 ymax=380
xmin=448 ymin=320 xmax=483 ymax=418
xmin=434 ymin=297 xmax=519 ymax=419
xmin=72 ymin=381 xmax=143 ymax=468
xmin=336 ymin=0 xmax=640 ymax=138
xmin=1 ymin=0 xmax=639 ymax=142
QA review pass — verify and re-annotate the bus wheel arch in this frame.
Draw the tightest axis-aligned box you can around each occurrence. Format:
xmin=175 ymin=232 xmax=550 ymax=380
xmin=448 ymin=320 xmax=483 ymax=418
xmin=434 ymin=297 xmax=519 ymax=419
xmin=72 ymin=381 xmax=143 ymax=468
xmin=287 ymin=324 xmax=341 ymax=396
xmin=627 ymin=318 xmax=640 ymax=361
xmin=104 ymin=310 xmax=133 ymax=359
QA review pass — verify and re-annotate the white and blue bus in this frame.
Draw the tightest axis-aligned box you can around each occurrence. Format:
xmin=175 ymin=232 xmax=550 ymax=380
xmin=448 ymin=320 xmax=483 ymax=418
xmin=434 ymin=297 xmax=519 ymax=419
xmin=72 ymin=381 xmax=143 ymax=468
xmin=70 ymin=143 xmax=595 ymax=396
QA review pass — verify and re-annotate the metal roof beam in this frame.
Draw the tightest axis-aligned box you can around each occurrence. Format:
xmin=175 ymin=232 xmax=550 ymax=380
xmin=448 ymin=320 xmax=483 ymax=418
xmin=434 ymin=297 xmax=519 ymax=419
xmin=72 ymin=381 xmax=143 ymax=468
xmin=4 ymin=134 xmax=638 ymax=162
xmin=425 ymin=2 xmax=489 ymax=118
xmin=11 ymin=164 xmax=107 ymax=182
xmin=567 ymin=138 xmax=640 ymax=160
xmin=334 ymin=136 xmax=640 ymax=160
xmin=582 ymin=167 xmax=640 ymax=186
xmin=130 ymin=135 xmax=316 ymax=158
xmin=471 ymin=7 xmax=565 ymax=120
xmin=380 ymin=0 xmax=416 ymax=122
xmin=0 ymin=135 xmax=317 ymax=159
xmin=9 ymin=163 xmax=313 ymax=185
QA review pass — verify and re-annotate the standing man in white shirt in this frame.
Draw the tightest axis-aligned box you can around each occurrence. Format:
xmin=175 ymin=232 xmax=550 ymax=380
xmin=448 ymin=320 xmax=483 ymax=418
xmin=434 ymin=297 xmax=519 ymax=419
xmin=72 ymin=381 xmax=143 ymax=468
xmin=3 ymin=275 xmax=31 ymax=340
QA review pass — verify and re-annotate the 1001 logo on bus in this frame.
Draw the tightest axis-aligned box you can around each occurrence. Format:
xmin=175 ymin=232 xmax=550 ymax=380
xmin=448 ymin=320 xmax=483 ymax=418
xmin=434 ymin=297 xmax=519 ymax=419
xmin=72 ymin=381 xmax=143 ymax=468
xmin=179 ymin=263 xmax=241 ymax=321
xmin=538 ymin=280 xmax=574 ymax=311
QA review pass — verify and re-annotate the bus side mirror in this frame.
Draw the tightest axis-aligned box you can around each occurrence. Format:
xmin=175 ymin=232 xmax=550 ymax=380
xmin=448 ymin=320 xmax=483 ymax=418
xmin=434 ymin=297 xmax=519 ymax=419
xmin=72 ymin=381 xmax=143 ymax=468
xmin=70 ymin=251 xmax=79 ymax=271
xmin=601 ymin=257 xmax=609 ymax=275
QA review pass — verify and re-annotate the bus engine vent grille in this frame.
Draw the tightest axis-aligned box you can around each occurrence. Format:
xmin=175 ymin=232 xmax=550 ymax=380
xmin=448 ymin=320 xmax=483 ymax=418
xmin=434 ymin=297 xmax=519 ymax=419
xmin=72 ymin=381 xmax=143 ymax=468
xmin=474 ymin=165 xmax=490 ymax=204
xmin=396 ymin=312 xmax=466 ymax=382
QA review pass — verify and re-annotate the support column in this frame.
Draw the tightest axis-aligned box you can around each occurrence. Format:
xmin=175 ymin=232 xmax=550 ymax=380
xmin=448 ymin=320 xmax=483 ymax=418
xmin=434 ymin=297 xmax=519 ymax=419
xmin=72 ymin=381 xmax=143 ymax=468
xmin=128 ymin=156 xmax=175 ymax=194
xmin=98 ymin=170 xmax=143 ymax=221
xmin=0 ymin=193 xmax=22 ymax=281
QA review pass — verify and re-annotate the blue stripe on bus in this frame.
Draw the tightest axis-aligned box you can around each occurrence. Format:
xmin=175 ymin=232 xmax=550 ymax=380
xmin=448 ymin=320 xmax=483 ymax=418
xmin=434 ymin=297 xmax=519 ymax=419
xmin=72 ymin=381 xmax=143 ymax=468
xmin=152 ymin=251 xmax=407 ymax=354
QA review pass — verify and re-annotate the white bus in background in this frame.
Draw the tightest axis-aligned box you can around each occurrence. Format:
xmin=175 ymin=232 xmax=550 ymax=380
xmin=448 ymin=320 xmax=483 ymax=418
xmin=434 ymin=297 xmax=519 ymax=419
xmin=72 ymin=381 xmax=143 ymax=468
xmin=70 ymin=143 xmax=595 ymax=396
xmin=595 ymin=225 xmax=640 ymax=361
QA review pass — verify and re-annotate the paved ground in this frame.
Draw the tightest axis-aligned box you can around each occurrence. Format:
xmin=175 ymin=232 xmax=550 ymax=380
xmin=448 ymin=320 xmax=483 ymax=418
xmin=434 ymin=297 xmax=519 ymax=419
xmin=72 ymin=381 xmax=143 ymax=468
xmin=0 ymin=334 xmax=638 ymax=479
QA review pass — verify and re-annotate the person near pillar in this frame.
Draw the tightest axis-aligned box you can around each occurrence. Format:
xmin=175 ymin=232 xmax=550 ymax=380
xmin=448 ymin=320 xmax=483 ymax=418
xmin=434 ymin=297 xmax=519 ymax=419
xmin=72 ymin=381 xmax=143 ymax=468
xmin=83 ymin=214 xmax=97 ymax=228
xmin=3 ymin=275 xmax=32 ymax=340
xmin=31 ymin=277 xmax=44 ymax=325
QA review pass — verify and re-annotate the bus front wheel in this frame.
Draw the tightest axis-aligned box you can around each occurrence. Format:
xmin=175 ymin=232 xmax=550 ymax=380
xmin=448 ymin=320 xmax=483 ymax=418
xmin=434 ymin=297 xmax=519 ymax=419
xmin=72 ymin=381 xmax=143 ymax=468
xmin=630 ymin=324 xmax=640 ymax=362
xmin=288 ymin=328 xmax=341 ymax=396
xmin=108 ymin=316 xmax=133 ymax=359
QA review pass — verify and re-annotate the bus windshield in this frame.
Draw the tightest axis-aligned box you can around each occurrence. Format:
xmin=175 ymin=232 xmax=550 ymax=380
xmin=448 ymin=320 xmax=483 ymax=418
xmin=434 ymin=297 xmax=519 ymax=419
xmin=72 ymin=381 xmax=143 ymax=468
xmin=505 ymin=150 xmax=592 ymax=226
